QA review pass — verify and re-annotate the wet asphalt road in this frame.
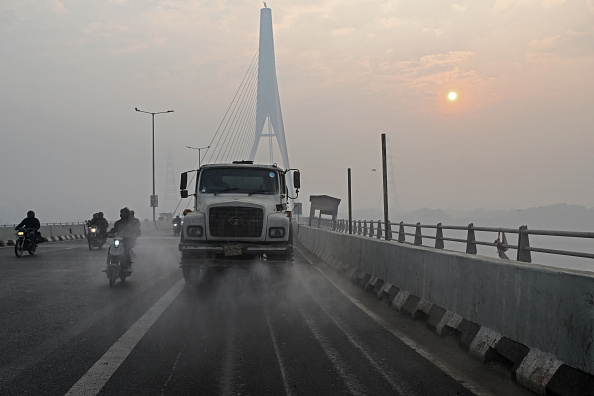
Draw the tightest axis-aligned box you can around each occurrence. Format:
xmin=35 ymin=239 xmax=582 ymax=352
xmin=0 ymin=232 xmax=533 ymax=395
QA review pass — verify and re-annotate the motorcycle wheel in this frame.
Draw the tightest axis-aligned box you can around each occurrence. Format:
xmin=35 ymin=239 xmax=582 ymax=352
xmin=15 ymin=240 xmax=24 ymax=258
xmin=108 ymin=267 xmax=118 ymax=288
xmin=28 ymin=244 xmax=36 ymax=255
xmin=88 ymin=238 xmax=93 ymax=250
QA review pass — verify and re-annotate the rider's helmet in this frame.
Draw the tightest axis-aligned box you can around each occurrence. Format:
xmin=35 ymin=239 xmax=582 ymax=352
xmin=98 ymin=212 xmax=104 ymax=218
xmin=130 ymin=210 xmax=135 ymax=218
xmin=27 ymin=210 xmax=35 ymax=218
xmin=120 ymin=207 xmax=130 ymax=219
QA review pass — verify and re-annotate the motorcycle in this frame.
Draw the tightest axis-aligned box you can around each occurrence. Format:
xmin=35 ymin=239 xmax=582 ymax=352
xmin=85 ymin=221 xmax=106 ymax=250
xmin=15 ymin=227 xmax=37 ymax=257
xmin=173 ymin=222 xmax=181 ymax=236
xmin=105 ymin=235 xmax=132 ymax=287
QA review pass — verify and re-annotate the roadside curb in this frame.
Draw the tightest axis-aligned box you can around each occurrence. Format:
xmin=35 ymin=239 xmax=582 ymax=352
xmin=297 ymin=238 xmax=594 ymax=396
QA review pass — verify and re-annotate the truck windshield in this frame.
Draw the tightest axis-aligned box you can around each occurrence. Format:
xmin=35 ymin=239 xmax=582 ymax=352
xmin=199 ymin=168 xmax=279 ymax=194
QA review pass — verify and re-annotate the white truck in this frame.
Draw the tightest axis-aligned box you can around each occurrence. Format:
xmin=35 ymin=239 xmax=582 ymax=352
xmin=178 ymin=161 xmax=300 ymax=283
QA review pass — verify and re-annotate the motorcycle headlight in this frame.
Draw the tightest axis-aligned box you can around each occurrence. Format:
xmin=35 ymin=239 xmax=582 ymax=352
xmin=17 ymin=231 xmax=24 ymax=236
xmin=186 ymin=226 xmax=203 ymax=237
xmin=114 ymin=239 xmax=121 ymax=247
xmin=91 ymin=228 xmax=97 ymax=233
xmin=268 ymin=227 xmax=285 ymax=238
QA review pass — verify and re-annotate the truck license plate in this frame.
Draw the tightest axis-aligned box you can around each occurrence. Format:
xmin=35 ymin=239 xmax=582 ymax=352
xmin=224 ymin=245 xmax=242 ymax=256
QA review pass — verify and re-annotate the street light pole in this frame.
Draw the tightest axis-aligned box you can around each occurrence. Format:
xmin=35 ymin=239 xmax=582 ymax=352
xmin=135 ymin=107 xmax=174 ymax=224
xmin=186 ymin=145 xmax=210 ymax=171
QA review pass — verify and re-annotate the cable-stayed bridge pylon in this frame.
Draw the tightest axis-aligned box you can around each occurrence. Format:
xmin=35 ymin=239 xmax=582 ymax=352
xmin=200 ymin=5 xmax=296 ymax=202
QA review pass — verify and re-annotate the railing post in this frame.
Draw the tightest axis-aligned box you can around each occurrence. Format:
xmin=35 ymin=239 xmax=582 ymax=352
xmin=377 ymin=221 xmax=383 ymax=239
xmin=466 ymin=223 xmax=477 ymax=255
xmin=398 ymin=222 xmax=405 ymax=243
xmin=517 ymin=225 xmax=532 ymax=262
xmin=386 ymin=220 xmax=392 ymax=241
xmin=414 ymin=222 xmax=422 ymax=246
xmin=435 ymin=223 xmax=444 ymax=249
xmin=370 ymin=221 xmax=375 ymax=238
xmin=363 ymin=221 xmax=368 ymax=236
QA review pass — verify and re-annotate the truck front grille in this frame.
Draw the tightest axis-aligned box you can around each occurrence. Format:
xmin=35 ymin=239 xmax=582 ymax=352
xmin=209 ymin=206 xmax=263 ymax=238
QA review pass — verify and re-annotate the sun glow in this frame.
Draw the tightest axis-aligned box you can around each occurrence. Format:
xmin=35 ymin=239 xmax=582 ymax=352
xmin=448 ymin=91 xmax=457 ymax=101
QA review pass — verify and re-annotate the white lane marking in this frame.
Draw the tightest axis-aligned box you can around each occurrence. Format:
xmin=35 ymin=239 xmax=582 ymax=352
xmin=65 ymin=279 xmax=186 ymax=396
xmin=310 ymin=265 xmax=494 ymax=396
xmin=296 ymin=304 xmax=368 ymax=396
xmin=265 ymin=310 xmax=293 ymax=396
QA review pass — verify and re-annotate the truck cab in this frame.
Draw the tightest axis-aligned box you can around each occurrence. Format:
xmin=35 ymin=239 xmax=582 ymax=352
xmin=178 ymin=161 xmax=300 ymax=282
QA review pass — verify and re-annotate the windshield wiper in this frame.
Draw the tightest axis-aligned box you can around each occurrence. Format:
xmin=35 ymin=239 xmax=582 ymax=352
xmin=214 ymin=188 xmax=241 ymax=195
xmin=248 ymin=189 xmax=271 ymax=196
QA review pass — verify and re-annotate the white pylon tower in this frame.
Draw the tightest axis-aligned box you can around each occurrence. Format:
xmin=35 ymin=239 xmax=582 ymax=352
xmin=248 ymin=5 xmax=296 ymax=202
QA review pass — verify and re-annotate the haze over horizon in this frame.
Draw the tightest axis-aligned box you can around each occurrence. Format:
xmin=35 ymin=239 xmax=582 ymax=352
xmin=2 ymin=1 xmax=593 ymax=224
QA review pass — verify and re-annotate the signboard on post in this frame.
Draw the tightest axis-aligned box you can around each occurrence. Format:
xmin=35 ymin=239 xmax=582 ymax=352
xmin=150 ymin=195 xmax=159 ymax=208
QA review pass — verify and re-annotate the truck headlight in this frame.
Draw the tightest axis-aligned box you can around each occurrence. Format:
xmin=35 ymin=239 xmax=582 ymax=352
xmin=268 ymin=227 xmax=285 ymax=238
xmin=187 ymin=226 xmax=203 ymax=237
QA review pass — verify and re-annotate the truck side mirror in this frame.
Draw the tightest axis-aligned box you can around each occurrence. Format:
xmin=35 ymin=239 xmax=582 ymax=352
xmin=180 ymin=172 xmax=188 ymax=190
xmin=180 ymin=190 xmax=188 ymax=198
xmin=293 ymin=171 xmax=300 ymax=189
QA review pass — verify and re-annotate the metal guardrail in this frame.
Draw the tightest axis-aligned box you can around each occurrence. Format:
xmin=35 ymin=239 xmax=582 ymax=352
xmin=308 ymin=218 xmax=594 ymax=263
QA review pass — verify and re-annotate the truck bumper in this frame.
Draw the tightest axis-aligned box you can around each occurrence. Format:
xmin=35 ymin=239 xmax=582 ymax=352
xmin=179 ymin=242 xmax=293 ymax=268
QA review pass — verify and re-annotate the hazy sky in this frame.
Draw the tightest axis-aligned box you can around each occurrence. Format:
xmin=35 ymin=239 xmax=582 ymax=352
xmin=1 ymin=1 xmax=593 ymax=223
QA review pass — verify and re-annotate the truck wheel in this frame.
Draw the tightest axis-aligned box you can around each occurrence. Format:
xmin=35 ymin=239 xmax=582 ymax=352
xmin=183 ymin=267 xmax=204 ymax=285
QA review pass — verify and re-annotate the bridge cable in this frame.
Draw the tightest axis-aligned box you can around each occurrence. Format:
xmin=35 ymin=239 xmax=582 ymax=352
xmin=203 ymin=49 xmax=258 ymax=164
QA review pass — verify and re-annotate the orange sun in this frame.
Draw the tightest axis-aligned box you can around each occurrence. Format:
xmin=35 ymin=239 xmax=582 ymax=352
xmin=448 ymin=91 xmax=458 ymax=101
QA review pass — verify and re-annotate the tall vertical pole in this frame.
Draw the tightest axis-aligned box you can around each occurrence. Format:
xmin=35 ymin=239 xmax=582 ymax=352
xmin=152 ymin=114 xmax=156 ymax=223
xmin=348 ymin=168 xmax=352 ymax=234
xmin=382 ymin=134 xmax=391 ymax=240
xmin=135 ymin=107 xmax=173 ymax=224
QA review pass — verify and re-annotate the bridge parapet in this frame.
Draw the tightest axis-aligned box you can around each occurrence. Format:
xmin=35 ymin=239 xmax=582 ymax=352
xmin=310 ymin=218 xmax=594 ymax=266
xmin=295 ymin=223 xmax=594 ymax=395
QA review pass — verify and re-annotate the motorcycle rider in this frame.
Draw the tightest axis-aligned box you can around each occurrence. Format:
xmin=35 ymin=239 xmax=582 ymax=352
xmin=129 ymin=210 xmax=141 ymax=230
xmin=129 ymin=210 xmax=141 ymax=251
xmin=15 ymin=210 xmax=42 ymax=245
xmin=172 ymin=215 xmax=182 ymax=235
xmin=108 ymin=207 xmax=141 ymax=269
xmin=88 ymin=213 xmax=98 ymax=225
xmin=95 ymin=212 xmax=109 ymax=239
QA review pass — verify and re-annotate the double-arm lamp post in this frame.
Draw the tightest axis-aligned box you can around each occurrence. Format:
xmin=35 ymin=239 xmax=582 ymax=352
xmin=186 ymin=145 xmax=210 ymax=171
xmin=135 ymin=107 xmax=174 ymax=223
